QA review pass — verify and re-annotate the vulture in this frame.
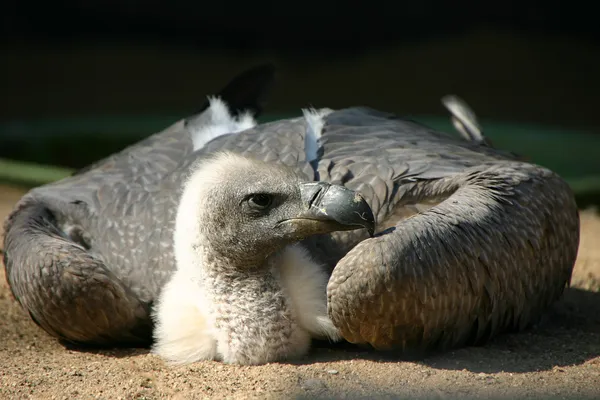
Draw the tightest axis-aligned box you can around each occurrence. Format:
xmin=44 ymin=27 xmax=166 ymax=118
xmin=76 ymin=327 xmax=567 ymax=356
xmin=2 ymin=65 xmax=579 ymax=363
xmin=152 ymin=152 xmax=373 ymax=365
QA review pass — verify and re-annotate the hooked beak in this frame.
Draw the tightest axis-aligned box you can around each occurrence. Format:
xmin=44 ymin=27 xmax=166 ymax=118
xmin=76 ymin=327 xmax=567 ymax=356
xmin=278 ymin=182 xmax=376 ymax=237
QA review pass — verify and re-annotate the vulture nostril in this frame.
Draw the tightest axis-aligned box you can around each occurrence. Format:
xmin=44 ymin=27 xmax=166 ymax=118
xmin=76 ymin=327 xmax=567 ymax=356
xmin=309 ymin=185 xmax=327 ymax=208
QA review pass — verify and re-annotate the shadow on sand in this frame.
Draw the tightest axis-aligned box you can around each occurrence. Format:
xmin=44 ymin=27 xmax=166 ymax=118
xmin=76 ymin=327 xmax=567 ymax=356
xmin=61 ymin=287 xmax=600 ymax=374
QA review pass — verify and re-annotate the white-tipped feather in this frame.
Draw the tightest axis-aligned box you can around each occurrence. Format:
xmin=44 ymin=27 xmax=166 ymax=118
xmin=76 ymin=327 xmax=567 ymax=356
xmin=302 ymin=108 xmax=332 ymax=163
xmin=190 ymin=97 xmax=256 ymax=151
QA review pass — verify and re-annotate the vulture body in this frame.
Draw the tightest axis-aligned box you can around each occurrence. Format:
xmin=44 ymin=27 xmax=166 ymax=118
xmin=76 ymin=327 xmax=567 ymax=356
xmin=2 ymin=67 xmax=579 ymax=355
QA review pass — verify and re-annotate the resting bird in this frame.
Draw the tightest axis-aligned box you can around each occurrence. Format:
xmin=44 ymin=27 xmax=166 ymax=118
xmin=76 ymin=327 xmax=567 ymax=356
xmin=2 ymin=69 xmax=579 ymax=355
xmin=152 ymin=152 xmax=373 ymax=364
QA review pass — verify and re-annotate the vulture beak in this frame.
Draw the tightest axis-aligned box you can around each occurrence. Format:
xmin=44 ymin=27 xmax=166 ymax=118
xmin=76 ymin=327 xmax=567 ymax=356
xmin=280 ymin=182 xmax=375 ymax=237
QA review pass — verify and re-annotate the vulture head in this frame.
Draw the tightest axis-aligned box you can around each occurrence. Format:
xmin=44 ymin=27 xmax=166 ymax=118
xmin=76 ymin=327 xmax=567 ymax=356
xmin=153 ymin=151 xmax=375 ymax=365
xmin=174 ymin=151 xmax=375 ymax=270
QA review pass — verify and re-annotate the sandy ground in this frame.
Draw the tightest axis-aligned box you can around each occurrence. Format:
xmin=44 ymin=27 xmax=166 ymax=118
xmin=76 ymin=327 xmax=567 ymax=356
xmin=1 ymin=184 xmax=599 ymax=400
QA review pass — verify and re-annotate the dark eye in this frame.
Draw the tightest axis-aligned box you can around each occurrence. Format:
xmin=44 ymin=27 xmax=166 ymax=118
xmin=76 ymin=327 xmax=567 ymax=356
xmin=248 ymin=193 xmax=273 ymax=209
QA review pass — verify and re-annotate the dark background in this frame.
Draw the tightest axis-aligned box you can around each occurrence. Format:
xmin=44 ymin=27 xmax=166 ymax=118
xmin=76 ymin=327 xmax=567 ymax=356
xmin=1 ymin=1 xmax=599 ymax=172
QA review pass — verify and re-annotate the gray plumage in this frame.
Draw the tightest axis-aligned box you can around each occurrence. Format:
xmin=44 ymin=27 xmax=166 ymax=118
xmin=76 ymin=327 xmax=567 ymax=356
xmin=2 ymin=87 xmax=579 ymax=353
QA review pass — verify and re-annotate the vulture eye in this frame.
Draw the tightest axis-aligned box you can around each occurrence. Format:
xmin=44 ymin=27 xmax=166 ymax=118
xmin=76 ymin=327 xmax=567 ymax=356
xmin=248 ymin=193 xmax=273 ymax=209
